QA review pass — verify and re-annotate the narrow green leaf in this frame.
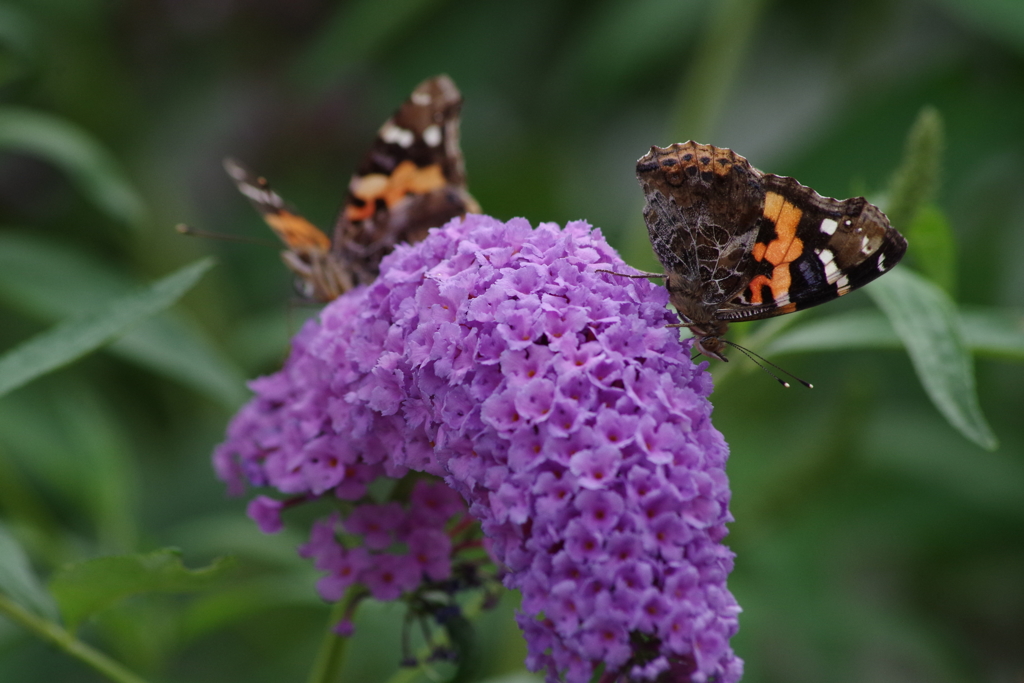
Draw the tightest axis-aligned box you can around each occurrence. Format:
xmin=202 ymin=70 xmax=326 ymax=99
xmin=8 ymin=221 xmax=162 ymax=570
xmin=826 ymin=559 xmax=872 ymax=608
xmin=960 ymin=306 xmax=1024 ymax=360
xmin=763 ymin=309 xmax=900 ymax=356
xmin=886 ymin=106 xmax=944 ymax=232
xmin=112 ymin=319 xmax=249 ymax=407
xmin=867 ymin=268 xmax=997 ymax=450
xmin=0 ymin=230 xmax=130 ymax=313
xmin=765 ymin=306 xmax=1024 ymax=361
xmin=0 ymin=232 xmax=247 ymax=407
xmin=49 ymin=548 xmax=235 ymax=629
xmin=0 ymin=258 xmax=214 ymax=399
xmin=904 ymin=204 xmax=956 ymax=293
xmin=0 ymin=523 xmax=59 ymax=621
xmin=0 ymin=107 xmax=146 ymax=229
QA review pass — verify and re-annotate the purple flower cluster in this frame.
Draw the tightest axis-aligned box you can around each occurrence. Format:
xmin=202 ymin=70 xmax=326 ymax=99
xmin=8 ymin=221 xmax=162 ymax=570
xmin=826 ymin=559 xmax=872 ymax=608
xmin=214 ymin=214 xmax=742 ymax=682
xmin=296 ymin=479 xmax=466 ymax=605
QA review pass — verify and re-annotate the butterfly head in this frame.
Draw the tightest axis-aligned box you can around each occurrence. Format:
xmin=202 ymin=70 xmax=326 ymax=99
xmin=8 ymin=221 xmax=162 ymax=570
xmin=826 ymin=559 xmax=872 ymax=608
xmin=693 ymin=335 xmax=728 ymax=362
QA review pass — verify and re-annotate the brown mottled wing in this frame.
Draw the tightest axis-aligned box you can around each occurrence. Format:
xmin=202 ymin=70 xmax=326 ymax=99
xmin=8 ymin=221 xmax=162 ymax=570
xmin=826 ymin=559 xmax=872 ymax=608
xmin=717 ymin=174 xmax=907 ymax=321
xmin=333 ymin=74 xmax=480 ymax=284
xmin=636 ymin=142 xmax=766 ymax=311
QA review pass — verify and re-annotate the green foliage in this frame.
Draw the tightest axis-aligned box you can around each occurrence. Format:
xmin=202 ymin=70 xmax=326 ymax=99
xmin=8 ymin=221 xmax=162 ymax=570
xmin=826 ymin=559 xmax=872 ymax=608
xmin=868 ymin=267 xmax=997 ymax=450
xmin=0 ymin=523 xmax=58 ymax=620
xmin=0 ymin=107 xmax=146 ymax=230
xmin=0 ymin=0 xmax=1022 ymax=682
xmin=904 ymin=204 xmax=957 ymax=293
xmin=886 ymin=106 xmax=943 ymax=232
xmin=50 ymin=549 xmax=235 ymax=631
xmin=0 ymin=258 xmax=214 ymax=399
xmin=0 ymin=233 xmax=247 ymax=407
xmin=720 ymin=107 xmax=1008 ymax=452
xmin=765 ymin=306 xmax=1024 ymax=360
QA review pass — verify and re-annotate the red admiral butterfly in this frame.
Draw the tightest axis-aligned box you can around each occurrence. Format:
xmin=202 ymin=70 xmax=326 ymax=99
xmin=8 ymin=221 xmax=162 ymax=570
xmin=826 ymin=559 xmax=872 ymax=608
xmin=632 ymin=141 xmax=907 ymax=365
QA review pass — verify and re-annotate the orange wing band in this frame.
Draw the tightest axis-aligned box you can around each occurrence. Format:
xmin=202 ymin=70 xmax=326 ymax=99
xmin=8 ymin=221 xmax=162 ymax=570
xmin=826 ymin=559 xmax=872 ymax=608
xmin=345 ymin=161 xmax=448 ymax=222
xmin=266 ymin=211 xmax=331 ymax=251
xmin=748 ymin=192 xmax=804 ymax=305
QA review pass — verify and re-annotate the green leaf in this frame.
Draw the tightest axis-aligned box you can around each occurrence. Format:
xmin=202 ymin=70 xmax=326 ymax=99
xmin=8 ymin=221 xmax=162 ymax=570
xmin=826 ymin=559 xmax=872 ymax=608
xmin=0 ymin=523 xmax=59 ymax=621
xmin=765 ymin=306 xmax=1024 ymax=361
xmin=960 ymin=306 xmax=1024 ymax=360
xmin=903 ymin=204 xmax=956 ymax=293
xmin=885 ymin=106 xmax=943 ymax=232
xmin=763 ymin=309 xmax=900 ymax=355
xmin=0 ymin=258 xmax=214 ymax=399
xmin=113 ymin=318 xmax=249 ymax=408
xmin=0 ymin=231 xmax=247 ymax=407
xmin=49 ymin=548 xmax=235 ymax=630
xmin=867 ymin=268 xmax=997 ymax=450
xmin=0 ymin=107 xmax=146 ymax=229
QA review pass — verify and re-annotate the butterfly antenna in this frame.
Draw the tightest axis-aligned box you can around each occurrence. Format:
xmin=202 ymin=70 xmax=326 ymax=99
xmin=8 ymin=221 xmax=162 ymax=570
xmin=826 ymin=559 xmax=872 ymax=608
xmin=721 ymin=340 xmax=814 ymax=389
xmin=595 ymin=268 xmax=665 ymax=279
xmin=175 ymin=223 xmax=278 ymax=248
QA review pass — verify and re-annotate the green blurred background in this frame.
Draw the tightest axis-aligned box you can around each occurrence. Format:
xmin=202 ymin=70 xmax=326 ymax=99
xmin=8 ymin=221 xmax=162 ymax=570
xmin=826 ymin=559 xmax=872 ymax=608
xmin=0 ymin=0 xmax=1022 ymax=681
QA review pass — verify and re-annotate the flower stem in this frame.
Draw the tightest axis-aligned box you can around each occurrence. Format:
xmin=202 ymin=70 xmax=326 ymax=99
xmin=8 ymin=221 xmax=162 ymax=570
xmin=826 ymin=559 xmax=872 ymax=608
xmin=0 ymin=593 xmax=148 ymax=683
xmin=306 ymin=592 xmax=356 ymax=683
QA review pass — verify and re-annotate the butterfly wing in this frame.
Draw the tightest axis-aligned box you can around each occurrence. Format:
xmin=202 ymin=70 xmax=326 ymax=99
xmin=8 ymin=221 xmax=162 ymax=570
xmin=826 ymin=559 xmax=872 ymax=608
xmin=637 ymin=142 xmax=768 ymax=327
xmin=223 ymin=158 xmax=329 ymax=252
xmin=333 ymin=74 xmax=480 ymax=284
xmin=717 ymin=174 xmax=907 ymax=322
xmin=223 ymin=158 xmax=353 ymax=300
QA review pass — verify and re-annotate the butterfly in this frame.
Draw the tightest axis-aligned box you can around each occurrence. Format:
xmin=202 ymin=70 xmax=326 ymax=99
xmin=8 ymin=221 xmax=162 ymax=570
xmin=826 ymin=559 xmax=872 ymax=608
xmin=224 ymin=74 xmax=479 ymax=302
xmin=629 ymin=141 xmax=907 ymax=366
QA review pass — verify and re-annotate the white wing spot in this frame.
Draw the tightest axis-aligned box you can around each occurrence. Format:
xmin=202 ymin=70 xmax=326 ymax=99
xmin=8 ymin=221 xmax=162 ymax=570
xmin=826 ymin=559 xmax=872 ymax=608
xmin=381 ymin=122 xmax=415 ymax=148
xmin=820 ymin=218 xmax=838 ymax=235
xmin=836 ymin=273 xmax=850 ymax=292
xmin=860 ymin=235 xmax=872 ymax=255
xmin=877 ymin=253 xmax=886 ymax=271
xmin=818 ymin=248 xmax=840 ymax=281
xmin=411 ymin=91 xmax=432 ymax=106
xmin=422 ymin=124 xmax=442 ymax=147
xmin=240 ymin=184 xmax=276 ymax=206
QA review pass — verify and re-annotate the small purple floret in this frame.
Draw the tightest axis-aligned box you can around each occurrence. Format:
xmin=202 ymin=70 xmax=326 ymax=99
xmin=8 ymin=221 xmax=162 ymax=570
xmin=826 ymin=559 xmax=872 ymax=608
xmin=214 ymin=215 xmax=742 ymax=682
